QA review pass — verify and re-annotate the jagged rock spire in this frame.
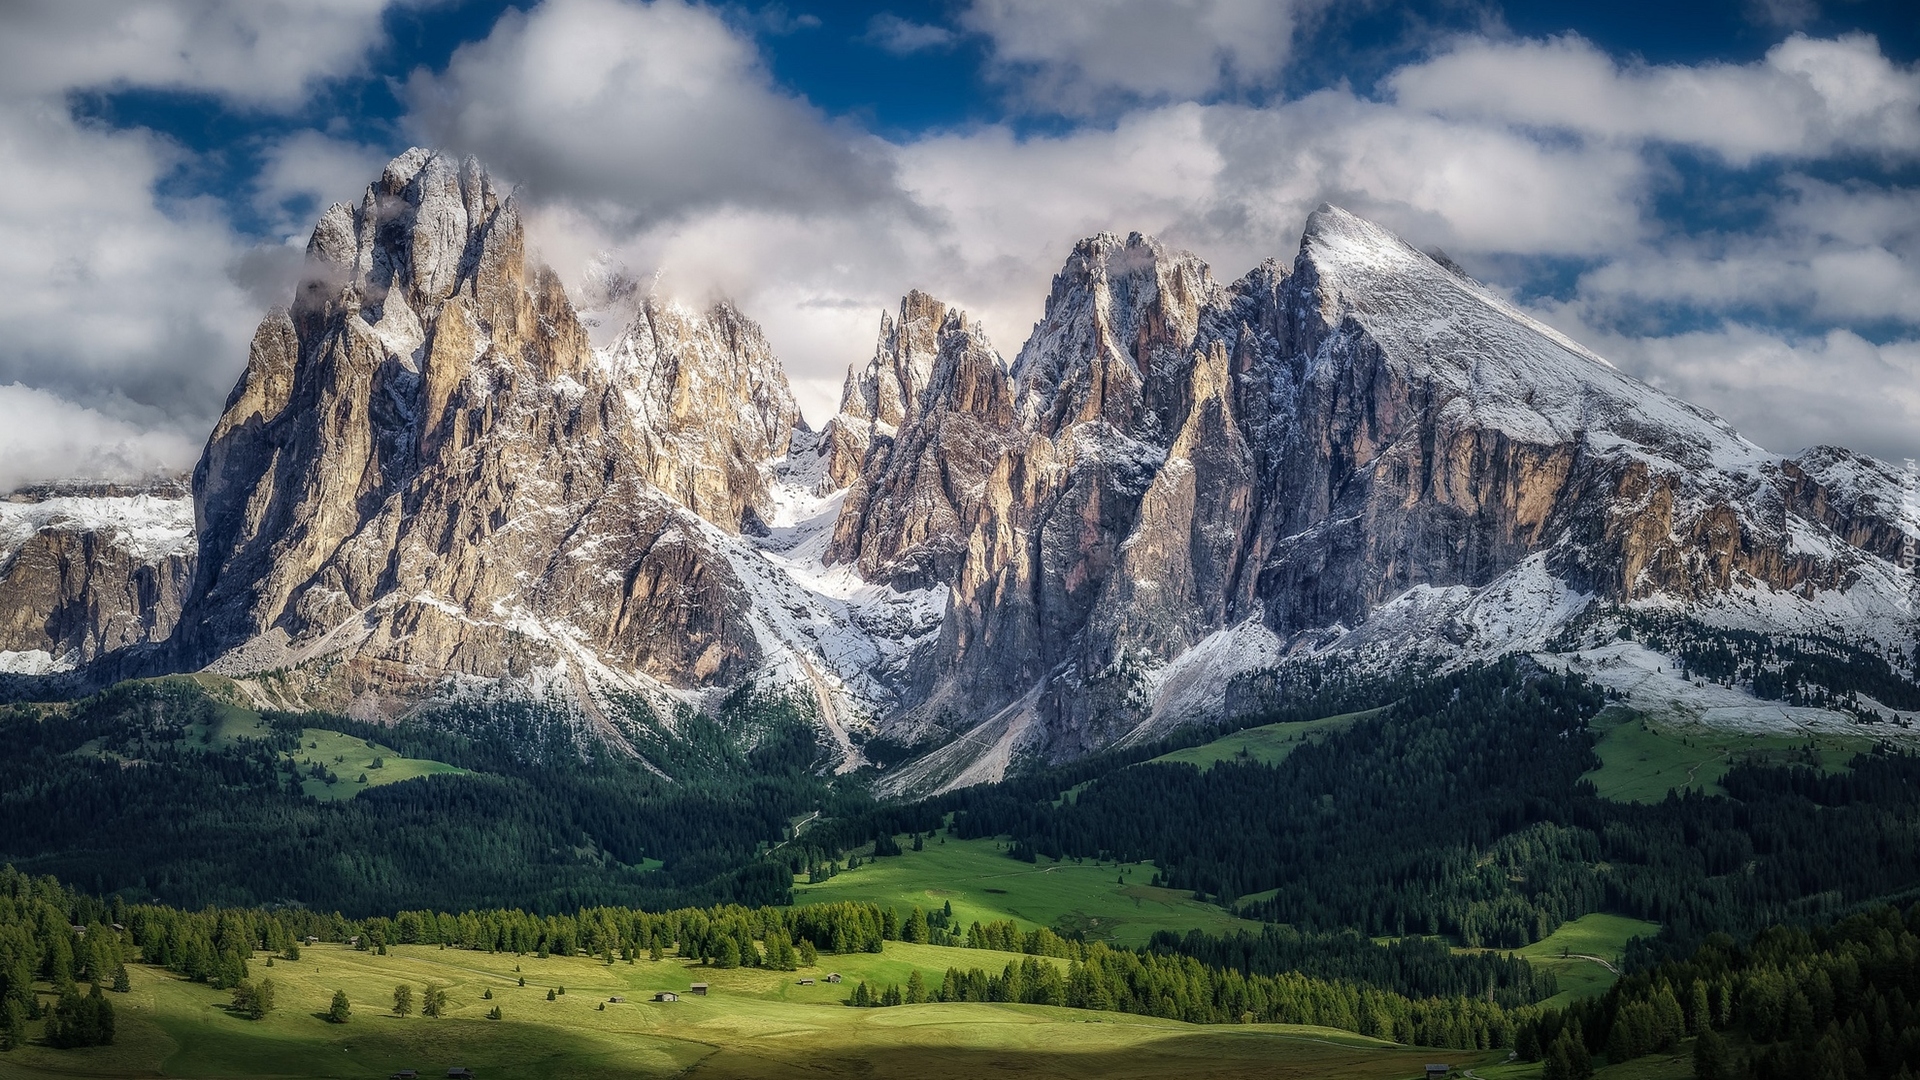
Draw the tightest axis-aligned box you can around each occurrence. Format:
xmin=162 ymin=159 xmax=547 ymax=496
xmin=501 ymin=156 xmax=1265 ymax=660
xmin=179 ymin=149 xmax=775 ymax=704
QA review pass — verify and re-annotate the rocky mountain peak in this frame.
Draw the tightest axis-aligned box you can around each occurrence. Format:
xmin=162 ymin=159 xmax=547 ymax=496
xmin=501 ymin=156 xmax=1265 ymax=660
xmin=825 ymin=292 xmax=1019 ymax=587
xmin=598 ymin=294 xmax=802 ymax=533
xmin=174 ymin=150 xmax=807 ymax=713
xmin=8 ymin=173 xmax=1914 ymax=793
xmin=1011 ymin=230 xmax=1220 ymax=441
xmin=837 ymin=289 xmax=950 ymax=430
xmin=1292 ymin=203 xmax=1765 ymax=478
xmin=296 ymin=149 xmax=525 ymax=347
xmin=820 ymin=290 xmax=993 ymax=492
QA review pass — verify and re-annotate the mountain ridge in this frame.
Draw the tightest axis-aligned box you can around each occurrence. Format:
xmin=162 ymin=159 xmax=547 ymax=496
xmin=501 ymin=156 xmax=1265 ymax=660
xmin=0 ymin=152 xmax=1913 ymax=793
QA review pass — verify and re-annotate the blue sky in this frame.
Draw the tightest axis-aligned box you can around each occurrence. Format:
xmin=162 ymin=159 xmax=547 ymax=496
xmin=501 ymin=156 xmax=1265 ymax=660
xmin=0 ymin=0 xmax=1916 ymax=488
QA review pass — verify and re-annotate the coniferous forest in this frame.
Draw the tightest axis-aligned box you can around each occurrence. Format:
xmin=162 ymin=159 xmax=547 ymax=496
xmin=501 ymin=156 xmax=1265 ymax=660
xmin=3 ymin=651 xmax=1920 ymax=1073
xmin=950 ymin=661 xmax=1920 ymax=951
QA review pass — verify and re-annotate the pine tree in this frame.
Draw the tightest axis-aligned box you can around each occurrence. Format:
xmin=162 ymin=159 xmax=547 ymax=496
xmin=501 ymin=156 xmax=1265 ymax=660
xmin=392 ymin=984 xmax=413 ymax=1017
xmin=231 ymin=978 xmax=275 ymax=1020
xmin=327 ymin=990 xmax=351 ymax=1024
xmin=1693 ymin=1027 xmax=1732 ymax=1080
xmin=47 ymin=987 xmax=115 ymax=1047
xmin=1687 ymin=981 xmax=1710 ymax=1035
xmin=0 ymin=998 xmax=26 ymax=1051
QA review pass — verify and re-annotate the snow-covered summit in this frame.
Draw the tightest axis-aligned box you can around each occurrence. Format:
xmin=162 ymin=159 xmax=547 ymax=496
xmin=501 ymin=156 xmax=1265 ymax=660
xmin=0 ymin=489 xmax=194 ymax=674
xmin=1299 ymin=204 xmax=1771 ymax=474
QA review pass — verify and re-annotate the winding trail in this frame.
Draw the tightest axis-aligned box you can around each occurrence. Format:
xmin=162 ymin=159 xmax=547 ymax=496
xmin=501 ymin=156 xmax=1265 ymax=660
xmin=1561 ymin=953 xmax=1621 ymax=976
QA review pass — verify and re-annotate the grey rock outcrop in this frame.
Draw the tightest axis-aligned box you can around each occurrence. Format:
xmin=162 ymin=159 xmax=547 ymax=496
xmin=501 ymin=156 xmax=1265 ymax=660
xmin=0 ymin=483 xmax=193 ymax=673
xmin=600 ymin=296 xmax=801 ymax=533
xmin=869 ymin=207 xmax=1920 ymax=792
xmin=826 ymin=297 xmax=1021 ymax=591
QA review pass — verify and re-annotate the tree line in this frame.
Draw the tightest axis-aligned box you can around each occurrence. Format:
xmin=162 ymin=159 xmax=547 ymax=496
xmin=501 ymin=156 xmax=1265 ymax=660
xmin=0 ymin=679 xmax=835 ymax=914
xmin=853 ymin=945 xmax=1526 ymax=1049
xmin=1 ymin=862 xmax=1553 ymax=1054
xmin=1146 ymin=924 xmax=1555 ymax=1008
xmin=1521 ymin=903 xmax=1920 ymax=1080
xmin=946 ymin=661 xmax=1920 ymax=954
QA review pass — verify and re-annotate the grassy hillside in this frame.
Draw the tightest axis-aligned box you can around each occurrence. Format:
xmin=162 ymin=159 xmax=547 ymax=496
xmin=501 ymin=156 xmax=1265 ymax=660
xmin=1514 ymin=913 xmax=1660 ymax=1008
xmin=1583 ymin=708 xmax=1868 ymax=803
xmin=67 ymin=676 xmax=468 ymax=802
xmin=1146 ymin=709 xmax=1383 ymax=771
xmin=792 ymin=835 xmax=1265 ymax=946
xmin=286 ymin=728 xmax=466 ymax=802
xmin=0 ymin=943 xmax=1486 ymax=1080
xmin=1474 ymin=1048 xmax=1692 ymax=1080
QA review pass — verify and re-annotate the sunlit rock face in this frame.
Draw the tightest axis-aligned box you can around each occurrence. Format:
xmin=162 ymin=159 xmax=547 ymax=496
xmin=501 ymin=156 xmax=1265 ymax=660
xmin=180 ymin=149 xmax=798 ymax=708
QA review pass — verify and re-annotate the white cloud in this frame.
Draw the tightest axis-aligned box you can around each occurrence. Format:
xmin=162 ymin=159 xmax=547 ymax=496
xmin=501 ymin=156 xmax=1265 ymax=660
xmin=1566 ymin=177 xmax=1920 ymax=328
xmin=0 ymin=0 xmax=404 ymax=490
xmin=252 ymin=131 xmax=393 ymax=239
xmin=1388 ymin=32 xmax=1920 ymax=165
xmin=0 ymin=101 xmax=262 ymax=435
xmin=405 ymin=0 xmax=900 ymax=227
xmin=864 ymin=13 xmax=957 ymax=56
xmin=1533 ymin=317 xmax=1920 ymax=462
xmin=0 ymin=0 xmax=396 ymax=106
xmin=961 ymin=0 xmax=1311 ymax=114
xmin=0 ymin=383 xmax=202 ymax=493
xmin=1191 ymin=93 xmax=1650 ymax=259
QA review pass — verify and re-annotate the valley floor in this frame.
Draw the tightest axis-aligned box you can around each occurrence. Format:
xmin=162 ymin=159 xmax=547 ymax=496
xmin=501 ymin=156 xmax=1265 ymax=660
xmin=0 ymin=943 xmax=1483 ymax=1080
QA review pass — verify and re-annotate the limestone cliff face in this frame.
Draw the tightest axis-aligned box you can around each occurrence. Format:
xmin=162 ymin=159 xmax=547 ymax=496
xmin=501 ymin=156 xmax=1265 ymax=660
xmin=826 ymin=299 xmax=1021 ymax=591
xmin=909 ymin=233 xmax=1254 ymax=745
xmin=0 ymin=484 xmax=193 ymax=673
xmin=1781 ymin=446 xmax=1916 ymax=564
xmin=819 ymin=291 xmax=952 ymax=490
xmin=600 ymin=296 xmax=801 ymax=534
xmin=179 ymin=149 xmax=777 ymax=706
xmin=868 ymin=207 xmax=1920 ymax=790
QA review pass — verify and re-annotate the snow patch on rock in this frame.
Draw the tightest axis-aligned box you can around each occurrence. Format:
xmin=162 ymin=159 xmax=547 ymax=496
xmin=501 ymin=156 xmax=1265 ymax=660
xmin=0 ymin=494 xmax=194 ymax=567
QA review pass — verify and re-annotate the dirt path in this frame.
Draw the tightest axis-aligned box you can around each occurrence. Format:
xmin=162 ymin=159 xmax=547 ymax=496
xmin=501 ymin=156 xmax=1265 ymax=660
xmin=1680 ymin=747 xmax=1732 ymax=789
xmin=1562 ymin=952 xmax=1621 ymax=975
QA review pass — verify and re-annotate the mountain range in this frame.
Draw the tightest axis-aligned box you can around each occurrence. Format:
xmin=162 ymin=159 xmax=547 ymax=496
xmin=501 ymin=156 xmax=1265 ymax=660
xmin=2 ymin=148 xmax=1915 ymax=794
